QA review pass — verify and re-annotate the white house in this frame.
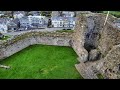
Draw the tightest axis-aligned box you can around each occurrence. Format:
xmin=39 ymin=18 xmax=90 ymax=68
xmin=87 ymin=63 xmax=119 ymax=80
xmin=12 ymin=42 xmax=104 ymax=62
xmin=62 ymin=11 xmax=75 ymax=17
xmin=0 ymin=18 xmax=11 ymax=33
xmin=29 ymin=11 xmax=41 ymax=16
xmin=19 ymin=16 xmax=31 ymax=30
xmin=51 ymin=11 xmax=60 ymax=17
xmin=28 ymin=15 xmax=46 ymax=21
xmin=13 ymin=11 xmax=25 ymax=19
xmin=51 ymin=16 xmax=76 ymax=29
xmin=7 ymin=18 xmax=19 ymax=32
xmin=51 ymin=17 xmax=64 ymax=27
xmin=28 ymin=15 xmax=47 ymax=28
xmin=19 ymin=15 xmax=48 ymax=29
xmin=0 ymin=24 xmax=8 ymax=33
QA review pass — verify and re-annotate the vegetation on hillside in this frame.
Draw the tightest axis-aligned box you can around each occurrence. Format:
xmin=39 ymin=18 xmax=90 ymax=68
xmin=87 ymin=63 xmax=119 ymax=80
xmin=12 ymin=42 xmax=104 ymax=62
xmin=103 ymin=11 xmax=120 ymax=18
xmin=56 ymin=30 xmax=74 ymax=33
xmin=41 ymin=11 xmax=52 ymax=17
xmin=91 ymin=11 xmax=120 ymax=18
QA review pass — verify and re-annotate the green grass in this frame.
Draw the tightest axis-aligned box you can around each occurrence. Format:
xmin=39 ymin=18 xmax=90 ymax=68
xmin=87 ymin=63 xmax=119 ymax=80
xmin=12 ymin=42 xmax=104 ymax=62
xmin=56 ymin=30 xmax=74 ymax=33
xmin=0 ymin=44 xmax=82 ymax=79
xmin=103 ymin=11 xmax=120 ymax=18
xmin=0 ymin=36 xmax=10 ymax=40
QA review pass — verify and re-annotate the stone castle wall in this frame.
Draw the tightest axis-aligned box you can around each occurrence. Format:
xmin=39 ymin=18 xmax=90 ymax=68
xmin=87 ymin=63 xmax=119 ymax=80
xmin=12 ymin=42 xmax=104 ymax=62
xmin=73 ymin=13 xmax=120 ymax=79
xmin=0 ymin=31 xmax=72 ymax=60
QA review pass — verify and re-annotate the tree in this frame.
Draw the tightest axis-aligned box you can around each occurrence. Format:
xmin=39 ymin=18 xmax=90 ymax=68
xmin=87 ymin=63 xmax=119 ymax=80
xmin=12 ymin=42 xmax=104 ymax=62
xmin=41 ymin=11 xmax=52 ymax=17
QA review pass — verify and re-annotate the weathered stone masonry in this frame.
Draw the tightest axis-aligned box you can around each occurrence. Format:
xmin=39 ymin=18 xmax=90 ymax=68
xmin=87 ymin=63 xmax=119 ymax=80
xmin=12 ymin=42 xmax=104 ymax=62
xmin=0 ymin=31 xmax=72 ymax=60
xmin=73 ymin=13 xmax=120 ymax=79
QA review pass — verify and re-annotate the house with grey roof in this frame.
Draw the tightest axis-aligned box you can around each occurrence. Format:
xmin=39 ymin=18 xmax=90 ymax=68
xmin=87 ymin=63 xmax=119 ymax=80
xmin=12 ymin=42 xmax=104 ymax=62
xmin=29 ymin=16 xmax=46 ymax=28
xmin=0 ymin=18 xmax=11 ymax=33
xmin=19 ymin=16 xmax=31 ymax=30
xmin=62 ymin=11 xmax=75 ymax=17
xmin=51 ymin=11 xmax=60 ymax=17
xmin=13 ymin=11 xmax=25 ymax=19
xmin=7 ymin=18 xmax=20 ymax=32
xmin=51 ymin=16 xmax=76 ymax=29
xmin=19 ymin=16 xmax=48 ymax=30
xmin=29 ymin=11 xmax=41 ymax=16
xmin=0 ymin=23 xmax=8 ymax=33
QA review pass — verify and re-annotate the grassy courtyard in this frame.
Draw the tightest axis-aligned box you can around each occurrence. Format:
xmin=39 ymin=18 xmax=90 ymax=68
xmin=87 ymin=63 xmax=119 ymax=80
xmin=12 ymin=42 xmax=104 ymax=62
xmin=0 ymin=44 xmax=82 ymax=79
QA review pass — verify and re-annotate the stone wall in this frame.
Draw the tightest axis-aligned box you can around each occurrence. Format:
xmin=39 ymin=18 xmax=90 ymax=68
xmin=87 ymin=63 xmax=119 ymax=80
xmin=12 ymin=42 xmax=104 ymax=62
xmin=98 ymin=22 xmax=120 ymax=56
xmin=96 ymin=44 xmax=120 ymax=79
xmin=72 ymin=14 xmax=88 ymax=62
xmin=0 ymin=31 xmax=72 ymax=60
xmin=73 ymin=13 xmax=120 ymax=79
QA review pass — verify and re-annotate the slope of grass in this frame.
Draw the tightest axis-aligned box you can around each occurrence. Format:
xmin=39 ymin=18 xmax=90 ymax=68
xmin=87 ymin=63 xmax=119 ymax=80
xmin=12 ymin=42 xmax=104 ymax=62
xmin=0 ymin=44 xmax=82 ymax=79
xmin=103 ymin=11 xmax=120 ymax=18
xmin=56 ymin=30 xmax=74 ymax=33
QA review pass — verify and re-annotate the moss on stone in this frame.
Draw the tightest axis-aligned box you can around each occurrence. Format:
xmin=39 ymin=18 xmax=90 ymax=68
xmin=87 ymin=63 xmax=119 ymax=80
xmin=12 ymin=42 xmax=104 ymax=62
xmin=97 ymin=73 xmax=104 ymax=79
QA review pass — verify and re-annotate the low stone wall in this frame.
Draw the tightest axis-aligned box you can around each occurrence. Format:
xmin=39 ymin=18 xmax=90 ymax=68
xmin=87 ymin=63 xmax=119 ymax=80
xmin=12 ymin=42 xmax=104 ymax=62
xmin=0 ymin=31 xmax=72 ymax=60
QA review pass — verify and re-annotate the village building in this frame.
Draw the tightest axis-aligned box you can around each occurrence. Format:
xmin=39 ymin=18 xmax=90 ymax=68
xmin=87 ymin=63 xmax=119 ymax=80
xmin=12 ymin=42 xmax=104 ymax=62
xmin=62 ymin=11 xmax=75 ymax=17
xmin=51 ymin=16 xmax=76 ymax=29
xmin=13 ymin=11 xmax=25 ymax=19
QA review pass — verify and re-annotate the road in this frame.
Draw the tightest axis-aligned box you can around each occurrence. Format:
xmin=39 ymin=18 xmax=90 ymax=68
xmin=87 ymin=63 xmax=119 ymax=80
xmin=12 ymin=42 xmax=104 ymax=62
xmin=3 ymin=28 xmax=66 ymax=36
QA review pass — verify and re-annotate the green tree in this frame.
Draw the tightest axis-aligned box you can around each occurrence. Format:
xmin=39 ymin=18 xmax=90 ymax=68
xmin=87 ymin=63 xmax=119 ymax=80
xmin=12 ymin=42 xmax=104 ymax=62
xmin=41 ymin=11 xmax=52 ymax=17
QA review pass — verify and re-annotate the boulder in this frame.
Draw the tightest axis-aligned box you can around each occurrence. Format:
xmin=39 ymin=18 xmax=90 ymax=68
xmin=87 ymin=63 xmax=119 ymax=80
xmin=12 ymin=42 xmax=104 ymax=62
xmin=89 ymin=49 xmax=101 ymax=61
